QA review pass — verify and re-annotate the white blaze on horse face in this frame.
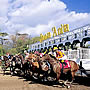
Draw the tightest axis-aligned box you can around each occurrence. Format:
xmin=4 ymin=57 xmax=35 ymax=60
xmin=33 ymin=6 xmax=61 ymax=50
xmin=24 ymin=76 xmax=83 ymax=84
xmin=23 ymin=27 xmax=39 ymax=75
xmin=41 ymin=62 xmax=48 ymax=71
xmin=13 ymin=61 xmax=15 ymax=66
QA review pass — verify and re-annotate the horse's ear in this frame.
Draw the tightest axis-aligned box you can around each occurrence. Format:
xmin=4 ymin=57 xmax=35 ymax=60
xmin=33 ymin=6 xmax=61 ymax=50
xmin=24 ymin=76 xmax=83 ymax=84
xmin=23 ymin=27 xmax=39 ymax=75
xmin=32 ymin=54 xmax=34 ymax=57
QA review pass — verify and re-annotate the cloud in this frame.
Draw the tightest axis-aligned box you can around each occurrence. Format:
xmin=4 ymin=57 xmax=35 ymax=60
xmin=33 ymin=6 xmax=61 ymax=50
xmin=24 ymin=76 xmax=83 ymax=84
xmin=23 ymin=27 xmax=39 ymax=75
xmin=0 ymin=0 xmax=90 ymax=37
xmin=8 ymin=0 xmax=66 ymax=26
xmin=0 ymin=0 xmax=9 ymax=17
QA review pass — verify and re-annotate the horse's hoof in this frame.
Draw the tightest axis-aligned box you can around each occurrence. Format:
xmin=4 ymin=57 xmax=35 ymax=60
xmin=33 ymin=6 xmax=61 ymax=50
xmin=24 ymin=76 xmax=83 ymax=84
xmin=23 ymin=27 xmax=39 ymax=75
xmin=11 ymin=72 xmax=13 ymax=75
xmin=44 ymin=78 xmax=47 ymax=82
xmin=67 ymin=85 xmax=71 ymax=89
xmin=41 ymin=79 xmax=44 ymax=82
xmin=62 ymin=85 xmax=65 ymax=88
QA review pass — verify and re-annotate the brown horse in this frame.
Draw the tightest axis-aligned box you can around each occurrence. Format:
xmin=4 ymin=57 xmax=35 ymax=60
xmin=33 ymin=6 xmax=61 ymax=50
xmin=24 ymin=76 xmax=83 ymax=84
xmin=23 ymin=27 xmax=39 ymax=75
xmin=2 ymin=55 xmax=13 ymax=75
xmin=22 ymin=53 xmax=39 ymax=77
xmin=26 ymin=54 xmax=51 ymax=80
xmin=39 ymin=54 xmax=79 ymax=88
xmin=10 ymin=54 xmax=24 ymax=75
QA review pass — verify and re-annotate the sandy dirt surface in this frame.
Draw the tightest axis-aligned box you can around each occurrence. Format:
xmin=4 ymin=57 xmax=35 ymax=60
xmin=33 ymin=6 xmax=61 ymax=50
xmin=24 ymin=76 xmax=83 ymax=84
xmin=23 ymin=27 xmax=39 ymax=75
xmin=0 ymin=68 xmax=90 ymax=90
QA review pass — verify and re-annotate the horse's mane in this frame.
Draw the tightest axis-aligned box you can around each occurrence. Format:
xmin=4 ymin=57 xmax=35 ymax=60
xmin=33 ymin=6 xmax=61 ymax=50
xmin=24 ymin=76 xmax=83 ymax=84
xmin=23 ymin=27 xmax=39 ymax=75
xmin=40 ymin=54 xmax=58 ymax=64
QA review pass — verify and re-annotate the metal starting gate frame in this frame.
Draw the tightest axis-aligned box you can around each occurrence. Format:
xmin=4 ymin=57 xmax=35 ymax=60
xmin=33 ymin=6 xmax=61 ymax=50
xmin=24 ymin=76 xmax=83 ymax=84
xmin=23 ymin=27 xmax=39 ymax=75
xmin=64 ymin=48 xmax=90 ymax=77
xmin=64 ymin=48 xmax=90 ymax=59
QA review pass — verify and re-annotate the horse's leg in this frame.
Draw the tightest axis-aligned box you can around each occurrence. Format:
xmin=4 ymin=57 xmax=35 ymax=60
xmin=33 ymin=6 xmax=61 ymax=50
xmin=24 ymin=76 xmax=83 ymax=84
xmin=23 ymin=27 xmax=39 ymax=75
xmin=10 ymin=65 xmax=12 ymax=76
xmin=21 ymin=64 xmax=25 ymax=76
xmin=63 ymin=80 xmax=68 ymax=85
xmin=11 ymin=66 xmax=16 ymax=75
xmin=54 ymin=72 xmax=61 ymax=85
xmin=2 ymin=66 xmax=5 ymax=76
xmin=41 ymin=72 xmax=48 ymax=82
xmin=61 ymin=70 xmax=72 ymax=88
xmin=56 ymin=72 xmax=61 ymax=81
xmin=3 ymin=69 xmax=5 ymax=76
xmin=64 ymin=71 xmax=75 ymax=89
xmin=70 ymin=71 xmax=75 ymax=85
xmin=10 ymin=62 xmax=13 ymax=76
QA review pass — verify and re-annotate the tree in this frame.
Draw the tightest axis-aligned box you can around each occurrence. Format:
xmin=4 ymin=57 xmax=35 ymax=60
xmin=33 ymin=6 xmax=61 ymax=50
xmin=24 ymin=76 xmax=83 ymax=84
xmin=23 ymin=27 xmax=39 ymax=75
xmin=0 ymin=32 xmax=8 ymax=37
xmin=31 ymin=37 xmax=40 ymax=44
xmin=10 ymin=35 xmax=17 ymax=48
xmin=9 ymin=33 xmax=40 ymax=54
xmin=0 ymin=45 xmax=3 ymax=56
xmin=0 ymin=32 xmax=8 ymax=55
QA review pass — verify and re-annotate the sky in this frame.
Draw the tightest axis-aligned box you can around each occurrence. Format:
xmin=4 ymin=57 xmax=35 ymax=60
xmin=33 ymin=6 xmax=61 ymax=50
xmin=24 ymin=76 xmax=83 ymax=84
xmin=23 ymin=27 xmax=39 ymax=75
xmin=61 ymin=0 xmax=90 ymax=13
xmin=0 ymin=0 xmax=90 ymax=37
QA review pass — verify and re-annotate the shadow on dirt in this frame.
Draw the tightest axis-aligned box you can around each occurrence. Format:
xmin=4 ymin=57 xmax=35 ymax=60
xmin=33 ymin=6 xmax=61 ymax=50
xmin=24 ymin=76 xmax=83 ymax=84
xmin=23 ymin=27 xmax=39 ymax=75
xmin=1 ymin=70 xmax=90 ymax=87
xmin=17 ymin=73 xmax=90 ymax=88
xmin=74 ymin=76 xmax=90 ymax=86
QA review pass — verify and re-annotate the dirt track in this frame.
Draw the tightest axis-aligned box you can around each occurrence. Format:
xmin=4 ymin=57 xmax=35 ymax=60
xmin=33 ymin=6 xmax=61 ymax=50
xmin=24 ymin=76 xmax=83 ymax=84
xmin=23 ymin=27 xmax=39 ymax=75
xmin=0 ymin=69 xmax=90 ymax=90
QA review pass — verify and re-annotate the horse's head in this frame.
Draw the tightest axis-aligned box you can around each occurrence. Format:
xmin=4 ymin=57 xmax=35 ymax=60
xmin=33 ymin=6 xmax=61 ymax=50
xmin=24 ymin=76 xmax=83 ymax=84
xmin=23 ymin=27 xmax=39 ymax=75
xmin=14 ymin=55 xmax=22 ymax=65
xmin=5 ymin=60 xmax=10 ymax=67
xmin=39 ymin=60 xmax=49 ymax=71
xmin=27 ymin=54 xmax=37 ymax=62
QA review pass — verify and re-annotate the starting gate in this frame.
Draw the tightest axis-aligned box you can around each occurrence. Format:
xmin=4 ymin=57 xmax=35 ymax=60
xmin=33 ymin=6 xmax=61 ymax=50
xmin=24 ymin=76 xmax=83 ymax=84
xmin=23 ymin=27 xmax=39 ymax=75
xmin=64 ymin=48 xmax=90 ymax=77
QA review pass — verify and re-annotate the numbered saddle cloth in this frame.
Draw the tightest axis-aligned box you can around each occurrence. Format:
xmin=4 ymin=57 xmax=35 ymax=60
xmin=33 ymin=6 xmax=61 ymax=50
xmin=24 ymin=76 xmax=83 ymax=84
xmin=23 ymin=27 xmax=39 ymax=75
xmin=59 ymin=60 xmax=71 ymax=69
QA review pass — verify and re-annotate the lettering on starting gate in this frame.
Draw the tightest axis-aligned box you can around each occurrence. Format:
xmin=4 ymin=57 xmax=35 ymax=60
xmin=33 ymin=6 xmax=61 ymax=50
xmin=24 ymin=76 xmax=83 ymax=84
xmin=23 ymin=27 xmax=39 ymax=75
xmin=52 ymin=27 xmax=57 ymax=37
xmin=40 ymin=32 xmax=51 ymax=43
xmin=40 ymin=24 xmax=70 ymax=42
xmin=58 ymin=24 xmax=63 ymax=35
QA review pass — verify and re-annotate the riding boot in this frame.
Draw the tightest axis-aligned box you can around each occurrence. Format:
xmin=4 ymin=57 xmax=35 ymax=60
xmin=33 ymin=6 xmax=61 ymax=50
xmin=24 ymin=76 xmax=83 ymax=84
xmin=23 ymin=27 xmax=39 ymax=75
xmin=63 ymin=62 xmax=67 ymax=66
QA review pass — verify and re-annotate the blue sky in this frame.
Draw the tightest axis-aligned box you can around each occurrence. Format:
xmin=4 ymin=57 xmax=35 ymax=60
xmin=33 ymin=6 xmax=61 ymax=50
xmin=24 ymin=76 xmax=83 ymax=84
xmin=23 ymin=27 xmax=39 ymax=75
xmin=0 ymin=0 xmax=90 ymax=37
xmin=61 ymin=0 xmax=90 ymax=13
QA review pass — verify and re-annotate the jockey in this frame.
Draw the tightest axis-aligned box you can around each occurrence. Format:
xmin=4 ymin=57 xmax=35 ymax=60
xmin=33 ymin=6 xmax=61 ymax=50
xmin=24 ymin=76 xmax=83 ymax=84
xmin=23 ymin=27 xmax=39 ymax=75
xmin=48 ymin=47 xmax=52 ymax=55
xmin=6 ymin=53 xmax=11 ymax=59
xmin=58 ymin=47 xmax=67 ymax=60
xmin=43 ymin=49 xmax=48 ymax=55
xmin=39 ymin=50 xmax=44 ymax=57
xmin=53 ymin=47 xmax=67 ymax=63
xmin=24 ymin=50 xmax=29 ymax=60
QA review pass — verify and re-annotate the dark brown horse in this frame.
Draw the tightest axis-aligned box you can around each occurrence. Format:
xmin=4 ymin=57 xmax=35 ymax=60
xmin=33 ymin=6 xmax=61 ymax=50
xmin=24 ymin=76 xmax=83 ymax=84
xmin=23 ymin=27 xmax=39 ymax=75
xmin=39 ymin=54 xmax=79 ymax=88
xmin=21 ymin=53 xmax=38 ymax=76
xmin=1 ymin=55 xmax=13 ymax=75
xmin=10 ymin=54 xmax=24 ymax=75
xmin=26 ymin=53 xmax=51 ymax=80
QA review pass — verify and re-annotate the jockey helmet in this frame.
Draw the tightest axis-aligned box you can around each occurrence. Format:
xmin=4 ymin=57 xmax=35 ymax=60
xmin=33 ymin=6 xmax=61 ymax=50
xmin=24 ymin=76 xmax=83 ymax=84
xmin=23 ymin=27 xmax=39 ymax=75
xmin=53 ymin=47 xmax=58 ymax=51
xmin=49 ymin=47 xmax=52 ymax=52
xmin=59 ymin=47 xmax=62 ymax=50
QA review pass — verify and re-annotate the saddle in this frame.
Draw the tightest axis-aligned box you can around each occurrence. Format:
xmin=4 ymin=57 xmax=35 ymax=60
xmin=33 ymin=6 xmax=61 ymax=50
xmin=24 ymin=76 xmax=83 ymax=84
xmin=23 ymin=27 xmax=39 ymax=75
xmin=59 ymin=60 xmax=71 ymax=69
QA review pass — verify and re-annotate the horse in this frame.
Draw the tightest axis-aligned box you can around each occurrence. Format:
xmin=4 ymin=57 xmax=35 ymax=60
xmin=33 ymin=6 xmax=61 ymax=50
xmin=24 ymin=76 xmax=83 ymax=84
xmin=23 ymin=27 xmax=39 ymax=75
xmin=1 ymin=56 xmax=9 ymax=75
xmin=39 ymin=54 xmax=79 ymax=88
xmin=1 ymin=55 xmax=14 ymax=75
xmin=25 ymin=53 xmax=51 ymax=80
xmin=10 ymin=54 xmax=24 ymax=75
xmin=24 ymin=53 xmax=41 ymax=77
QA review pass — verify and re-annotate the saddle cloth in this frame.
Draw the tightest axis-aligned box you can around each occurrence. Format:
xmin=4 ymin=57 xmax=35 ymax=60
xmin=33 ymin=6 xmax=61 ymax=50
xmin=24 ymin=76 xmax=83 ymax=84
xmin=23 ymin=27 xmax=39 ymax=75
xmin=59 ymin=60 xmax=71 ymax=69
